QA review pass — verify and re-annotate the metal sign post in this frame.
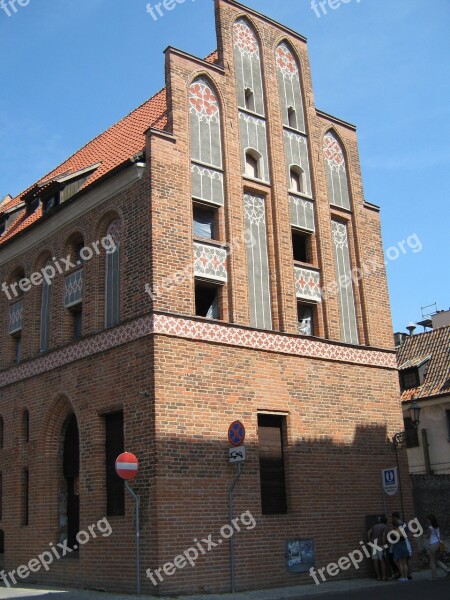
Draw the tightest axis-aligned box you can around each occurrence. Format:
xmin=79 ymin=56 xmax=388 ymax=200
xmin=227 ymin=421 xmax=246 ymax=594
xmin=115 ymin=452 xmax=141 ymax=596
xmin=126 ymin=481 xmax=141 ymax=596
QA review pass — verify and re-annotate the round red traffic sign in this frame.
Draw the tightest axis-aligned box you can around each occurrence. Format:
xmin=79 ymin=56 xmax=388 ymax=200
xmin=228 ymin=421 xmax=246 ymax=447
xmin=115 ymin=452 xmax=139 ymax=480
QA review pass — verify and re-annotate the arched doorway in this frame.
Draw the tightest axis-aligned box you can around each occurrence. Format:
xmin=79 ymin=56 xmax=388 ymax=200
xmin=60 ymin=413 xmax=79 ymax=550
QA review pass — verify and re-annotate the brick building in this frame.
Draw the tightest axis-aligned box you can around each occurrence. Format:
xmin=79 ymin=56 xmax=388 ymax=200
xmin=0 ymin=0 xmax=412 ymax=594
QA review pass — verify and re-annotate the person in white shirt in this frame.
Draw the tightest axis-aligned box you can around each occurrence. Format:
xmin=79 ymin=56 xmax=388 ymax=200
xmin=425 ymin=514 xmax=450 ymax=580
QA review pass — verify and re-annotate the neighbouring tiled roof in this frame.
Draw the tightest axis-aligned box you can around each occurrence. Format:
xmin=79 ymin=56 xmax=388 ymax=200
xmin=397 ymin=326 xmax=450 ymax=401
xmin=0 ymin=50 xmax=220 ymax=246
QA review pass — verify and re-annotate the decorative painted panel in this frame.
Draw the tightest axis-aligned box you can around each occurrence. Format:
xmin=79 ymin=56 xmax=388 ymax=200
xmin=233 ymin=19 xmax=265 ymax=116
xmin=8 ymin=300 xmax=23 ymax=334
xmin=294 ymin=266 xmax=322 ymax=303
xmin=284 ymin=131 xmax=312 ymax=196
xmin=331 ymin=220 xmax=359 ymax=344
xmin=290 ymin=196 xmax=315 ymax=232
xmin=244 ymin=194 xmax=272 ymax=330
xmin=64 ymin=269 xmax=83 ymax=308
xmin=276 ymin=43 xmax=306 ymax=133
xmin=324 ymin=132 xmax=351 ymax=210
xmin=193 ymin=242 xmax=227 ymax=283
xmin=105 ymin=220 xmax=121 ymax=328
xmin=189 ymin=78 xmax=223 ymax=169
xmin=191 ymin=164 xmax=224 ymax=206
xmin=239 ymin=113 xmax=270 ymax=182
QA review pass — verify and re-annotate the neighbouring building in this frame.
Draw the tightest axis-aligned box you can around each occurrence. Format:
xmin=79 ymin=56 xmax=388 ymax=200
xmin=396 ymin=310 xmax=450 ymax=544
xmin=0 ymin=0 xmax=412 ymax=594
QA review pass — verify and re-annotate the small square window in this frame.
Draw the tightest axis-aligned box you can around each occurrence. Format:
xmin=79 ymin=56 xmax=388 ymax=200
xmin=193 ymin=205 xmax=216 ymax=240
xmin=400 ymin=369 xmax=420 ymax=391
xmin=292 ymin=230 xmax=311 ymax=263
xmin=195 ymin=282 xmax=219 ymax=319
xmin=298 ymin=304 xmax=314 ymax=336
xmin=245 ymin=151 xmax=261 ymax=180
xmin=43 ymin=195 xmax=58 ymax=215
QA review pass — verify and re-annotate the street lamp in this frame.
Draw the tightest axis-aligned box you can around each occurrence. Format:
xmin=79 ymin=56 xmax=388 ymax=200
xmin=391 ymin=400 xmax=421 ymax=521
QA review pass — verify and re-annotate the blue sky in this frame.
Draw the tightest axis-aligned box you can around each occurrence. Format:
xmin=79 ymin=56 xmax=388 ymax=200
xmin=0 ymin=0 xmax=449 ymax=333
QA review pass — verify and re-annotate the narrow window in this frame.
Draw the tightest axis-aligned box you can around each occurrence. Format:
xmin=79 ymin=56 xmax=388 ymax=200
xmin=290 ymin=167 xmax=304 ymax=194
xmin=105 ymin=221 xmax=121 ymax=328
xmin=258 ymin=414 xmax=287 ymax=514
xmin=72 ymin=307 xmax=82 ymax=340
xmin=0 ymin=529 xmax=3 ymax=555
xmin=245 ymin=151 xmax=260 ymax=179
xmin=193 ymin=205 xmax=216 ymax=240
xmin=22 ymin=410 xmax=29 ymax=443
xmin=288 ymin=106 xmax=297 ymax=129
xmin=0 ymin=416 xmax=3 ymax=449
xmin=404 ymin=417 xmax=419 ymax=448
xmin=22 ymin=469 xmax=29 ymax=526
xmin=0 ymin=473 xmax=2 ymax=520
xmin=244 ymin=88 xmax=255 ymax=112
xmin=292 ymin=230 xmax=310 ymax=263
xmin=298 ymin=303 xmax=314 ymax=336
xmin=195 ymin=282 xmax=219 ymax=319
xmin=13 ymin=334 xmax=21 ymax=363
xmin=104 ymin=411 xmax=125 ymax=516
xmin=446 ymin=410 xmax=450 ymax=441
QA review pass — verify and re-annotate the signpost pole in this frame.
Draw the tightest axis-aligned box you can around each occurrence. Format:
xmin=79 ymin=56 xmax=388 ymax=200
xmin=126 ymin=481 xmax=141 ymax=596
xmin=228 ymin=462 xmax=242 ymax=594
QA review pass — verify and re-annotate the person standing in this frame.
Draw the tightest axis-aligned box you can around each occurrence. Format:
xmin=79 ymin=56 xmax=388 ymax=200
xmin=391 ymin=518 xmax=410 ymax=582
xmin=425 ymin=514 xmax=450 ymax=580
xmin=368 ymin=516 xmax=389 ymax=581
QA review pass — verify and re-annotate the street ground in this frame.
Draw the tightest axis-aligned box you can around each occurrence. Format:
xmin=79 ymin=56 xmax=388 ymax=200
xmin=0 ymin=571 xmax=449 ymax=600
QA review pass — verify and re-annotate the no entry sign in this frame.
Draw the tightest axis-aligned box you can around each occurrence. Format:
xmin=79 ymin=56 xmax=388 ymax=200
xmin=228 ymin=421 xmax=246 ymax=447
xmin=115 ymin=452 xmax=139 ymax=481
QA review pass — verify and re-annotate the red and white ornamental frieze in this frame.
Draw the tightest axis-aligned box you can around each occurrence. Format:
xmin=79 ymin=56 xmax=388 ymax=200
xmin=0 ymin=313 xmax=396 ymax=388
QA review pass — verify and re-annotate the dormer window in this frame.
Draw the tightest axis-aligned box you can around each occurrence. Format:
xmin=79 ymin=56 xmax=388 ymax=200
xmin=400 ymin=368 xmax=420 ymax=391
xmin=0 ymin=219 xmax=5 ymax=237
xmin=27 ymin=197 xmax=40 ymax=215
xmin=244 ymin=88 xmax=255 ymax=112
xmin=43 ymin=194 xmax=59 ymax=215
xmin=288 ymin=106 xmax=297 ymax=129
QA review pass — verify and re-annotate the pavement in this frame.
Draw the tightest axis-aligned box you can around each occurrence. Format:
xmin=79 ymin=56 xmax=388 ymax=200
xmin=1 ymin=570 xmax=449 ymax=600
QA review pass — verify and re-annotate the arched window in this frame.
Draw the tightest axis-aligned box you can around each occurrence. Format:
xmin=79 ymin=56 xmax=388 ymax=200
xmin=40 ymin=261 xmax=52 ymax=352
xmin=189 ymin=78 xmax=222 ymax=169
xmin=323 ymin=132 xmax=351 ymax=210
xmin=276 ymin=42 xmax=305 ymax=133
xmin=22 ymin=409 xmax=29 ymax=443
xmin=233 ymin=19 xmax=265 ymax=116
xmin=290 ymin=166 xmax=304 ymax=194
xmin=105 ymin=220 xmax=121 ymax=328
xmin=245 ymin=150 xmax=261 ymax=179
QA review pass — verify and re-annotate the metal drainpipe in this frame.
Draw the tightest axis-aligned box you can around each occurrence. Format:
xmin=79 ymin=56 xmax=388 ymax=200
xmin=421 ymin=428 xmax=433 ymax=474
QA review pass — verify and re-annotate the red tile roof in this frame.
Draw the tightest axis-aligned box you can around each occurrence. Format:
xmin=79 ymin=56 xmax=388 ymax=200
xmin=0 ymin=50 xmax=219 ymax=246
xmin=397 ymin=325 xmax=450 ymax=402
